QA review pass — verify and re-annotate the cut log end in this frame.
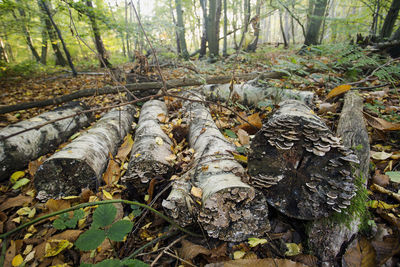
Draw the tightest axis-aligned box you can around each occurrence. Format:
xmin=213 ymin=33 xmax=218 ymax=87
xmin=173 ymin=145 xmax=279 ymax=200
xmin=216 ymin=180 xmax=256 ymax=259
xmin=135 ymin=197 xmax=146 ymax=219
xmin=248 ymin=100 xmax=358 ymax=220
xmin=199 ymin=188 xmax=270 ymax=242
xmin=35 ymin=158 xmax=98 ymax=200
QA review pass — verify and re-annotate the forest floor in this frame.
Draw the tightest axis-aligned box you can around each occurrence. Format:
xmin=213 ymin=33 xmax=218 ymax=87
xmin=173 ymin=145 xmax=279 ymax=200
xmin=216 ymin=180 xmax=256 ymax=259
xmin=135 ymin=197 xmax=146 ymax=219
xmin=0 ymin=44 xmax=400 ymax=267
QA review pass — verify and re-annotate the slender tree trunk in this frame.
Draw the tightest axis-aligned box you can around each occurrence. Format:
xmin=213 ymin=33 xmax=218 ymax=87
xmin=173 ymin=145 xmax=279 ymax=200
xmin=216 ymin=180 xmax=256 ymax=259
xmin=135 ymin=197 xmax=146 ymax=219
xmin=380 ymin=0 xmax=400 ymax=39
xmin=85 ymin=0 xmax=112 ymax=68
xmin=199 ymin=0 xmax=208 ymax=58
xmin=303 ymin=0 xmax=328 ymax=46
xmin=0 ymin=38 xmax=9 ymax=63
xmin=246 ymin=0 xmax=261 ymax=52
xmin=108 ymin=0 xmax=126 ymax=57
xmin=170 ymin=0 xmax=181 ymax=54
xmin=370 ymin=0 xmax=380 ymax=36
xmin=39 ymin=0 xmax=77 ymax=76
xmin=13 ymin=1 xmax=41 ymax=62
xmin=175 ymin=0 xmax=189 ymax=59
xmin=38 ymin=0 xmax=67 ymax=66
xmin=291 ymin=0 xmax=295 ymax=44
xmin=222 ymin=0 xmax=227 ymax=56
xmin=391 ymin=26 xmax=400 ymax=40
xmin=207 ymin=0 xmax=219 ymax=57
xmin=238 ymin=0 xmax=250 ymax=50
xmin=232 ymin=0 xmax=238 ymax=49
xmin=318 ymin=0 xmax=330 ymax=44
xmin=125 ymin=0 xmax=132 ymax=60
xmin=40 ymin=28 xmax=48 ymax=64
xmin=279 ymin=10 xmax=288 ymax=48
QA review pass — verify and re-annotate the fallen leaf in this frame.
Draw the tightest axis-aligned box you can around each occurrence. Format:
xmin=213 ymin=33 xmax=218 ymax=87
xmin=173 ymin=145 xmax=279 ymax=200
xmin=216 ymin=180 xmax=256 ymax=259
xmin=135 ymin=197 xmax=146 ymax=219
xmin=371 ymin=235 xmax=400 ymax=266
xmin=205 ymin=258 xmax=308 ymax=267
xmin=28 ymin=156 xmax=46 ymax=176
xmin=364 ymin=112 xmax=400 ymax=131
xmin=116 ymin=134 xmax=134 ymax=162
xmin=237 ymin=129 xmax=250 ymax=145
xmin=33 ymin=230 xmax=82 ymax=258
xmin=103 ymin=159 xmax=121 ymax=185
xmin=179 ymin=239 xmax=210 ymax=260
xmin=372 ymin=170 xmax=390 ymax=187
xmin=385 ymin=171 xmax=400 ymax=183
xmin=236 ymin=113 xmax=262 ymax=134
xmin=191 ymin=186 xmax=203 ymax=198
xmin=285 ymin=243 xmax=302 ymax=256
xmin=343 ymin=237 xmax=376 ymax=267
xmin=233 ymin=250 xmax=246 ymax=260
xmin=157 ymin=113 xmax=168 ymax=123
xmin=371 ymin=151 xmax=393 ymax=160
xmin=10 ymin=171 xmax=25 ymax=184
xmin=11 ymin=254 xmax=23 ymax=266
xmin=155 ymin=136 xmax=164 ymax=146
xmin=0 ymin=196 xmax=32 ymax=212
xmin=11 ymin=178 xmax=30 ymax=190
xmin=326 ymin=84 xmax=351 ymax=99
xmin=44 ymin=239 xmax=73 ymax=257
xmin=318 ymin=102 xmax=338 ymax=114
xmin=46 ymin=199 xmax=71 ymax=213
xmin=248 ymin=237 xmax=267 ymax=247
xmin=102 ymin=190 xmax=113 ymax=200
xmin=368 ymin=200 xmax=399 ymax=209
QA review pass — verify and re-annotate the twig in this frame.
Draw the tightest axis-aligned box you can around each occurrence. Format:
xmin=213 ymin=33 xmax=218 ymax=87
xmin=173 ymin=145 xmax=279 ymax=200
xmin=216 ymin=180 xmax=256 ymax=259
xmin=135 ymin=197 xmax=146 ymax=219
xmin=164 ymin=250 xmax=197 ymax=267
xmin=151 ymin=235 xmax=187 ymax=266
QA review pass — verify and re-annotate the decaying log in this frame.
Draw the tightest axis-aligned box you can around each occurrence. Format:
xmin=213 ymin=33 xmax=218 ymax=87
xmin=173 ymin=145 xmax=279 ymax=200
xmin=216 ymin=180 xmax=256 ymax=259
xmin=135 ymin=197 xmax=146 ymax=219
xmin=307 ymin=91 xmax=370 ymax=264
xmin=34 ymin=106 xmax=134 ymax=200
xmin=248 ymin=100 xmax=359 ymax=220
xmin=201 ymin=81 xmax=314 ymax=107
xmin=122 ymin=100 xmax=174 ymax=197
xmin=0 ymin=102 xmax=91 ymax=181
xmin=163 ymin=92 xmax=270 ymax=242
xmin=0 ymin=72 xmax=268 ymax=114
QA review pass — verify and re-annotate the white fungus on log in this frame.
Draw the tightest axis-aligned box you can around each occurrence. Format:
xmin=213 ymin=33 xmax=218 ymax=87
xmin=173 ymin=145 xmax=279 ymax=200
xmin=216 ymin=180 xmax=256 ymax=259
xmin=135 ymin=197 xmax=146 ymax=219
xmin=34 ymin=105 xmax=134 ymax=200
xmin=248 ymin=99 xmax=359 ymax=220
xmin=0 ymin=101 xmax=91 ymax=181
xmin=122 ymin=100 xmax=174 ymax=197
xmin=163 ymin=92 xmax=270 ymax=242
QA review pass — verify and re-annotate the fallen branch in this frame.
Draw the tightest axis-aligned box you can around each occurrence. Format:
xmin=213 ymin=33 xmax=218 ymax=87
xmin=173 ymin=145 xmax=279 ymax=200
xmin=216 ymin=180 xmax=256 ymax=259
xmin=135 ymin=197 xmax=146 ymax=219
xmin=0 ymin=72 xmax=280 ymax=114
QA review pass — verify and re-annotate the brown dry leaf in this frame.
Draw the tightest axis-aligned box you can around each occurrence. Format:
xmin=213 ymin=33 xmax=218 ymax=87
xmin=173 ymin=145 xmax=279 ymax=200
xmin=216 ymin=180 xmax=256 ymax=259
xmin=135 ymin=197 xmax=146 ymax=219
xmin=372 ymin=170 xmax=390 ymax=187
xmin=157 ymin=113 xmax=169 ymax=123
xmin=179 ymin=239 xmax=210 ymax=261
xmin=115 ymin=134 xmax=134 ymax=162
xmin=371 ymin=235 xmax=400 ymax=265
xmin=45 ymin=199 xmax=71 ymax=213
xmin=33 ymin=230 xmax=83 ymax=259
xmin=237 ymin=129 xmax=250 ymax=145
xmin=289 ymin=255 xmax=318 ymax=267
xmin=318 ymin=102 xmax=338 ymax=114
xmin=103 ymin=159 xmax=121 ymax=185
xmin=4 ymin=240 xmax=17 ymax=267
xmin=364 ymin=112 xmax=400 ymax=131
xmin=191 ymin=186 xmax=203 ymax=199
xmin=0 ymin=195 xmax=33 ymax=212
xmin=326 ymin=84 xmax=351 ymax=99
xmin=236 ymin=113 xmax=262 ymax=134
xmin=342 ymin=237 xmax=376 ymax=267
xmin=0 ymin=211 xmax=7 ymax=233
xmin=28 ymin=156 xmax=46 ymax=176
xmin=209 ymin=242 xmax=228 ymax=261
xmin=205 ymin=258 xmax=307 ymax=267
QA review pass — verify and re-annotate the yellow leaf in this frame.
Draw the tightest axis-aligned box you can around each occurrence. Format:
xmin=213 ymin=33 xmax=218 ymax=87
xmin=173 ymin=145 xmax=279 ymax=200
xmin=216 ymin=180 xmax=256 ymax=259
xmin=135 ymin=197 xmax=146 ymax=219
xmin=155 ymin=136 xmax=164 ymax=146
xmin=116 ymin=134 xmax=134 ymax=162
xmin=368 ymin=200 xmax=399 ymax=209
xmin=191 ymin=186 xmax=203 ymax=198
xmin=233 ymin=153 xmax=248 ymax=164
xmin=326 ymin=84 xmax=351 ymax=99
xmin=10 ymin=171 xmax=25 ymax=184
xmin=44 ymin=239 xmax=73 ymax=257
xmin=233 ymin=250 xmax=246 ymax=260
xmin=248 ymin=237 xmax=268 ymax=247
xmin=12 ymin=254 xmax=23 ymax=266
xmin=285 ymin=243 xmax=302 ymax=256
xmin=17 ymin=207 xmax=31 ymax=216
xmin=102 ymin=190 xmax=113 ymax=200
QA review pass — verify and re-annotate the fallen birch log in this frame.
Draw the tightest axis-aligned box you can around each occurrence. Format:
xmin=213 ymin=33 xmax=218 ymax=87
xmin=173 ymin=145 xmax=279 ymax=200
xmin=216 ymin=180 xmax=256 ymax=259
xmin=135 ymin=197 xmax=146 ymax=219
xmin=163 ymin=92 xmax=270 ymax=242
xmin=200 ymin=81 xmax=314 ymax=106
xmin=248 ymin=100 xmax=359 ymax=220
xmin=0 ymin=71 xmax=284 ymax=114
xmin=308 ymin=91 xmax=370 ymax=264
xmin=34 ymin=105 xmax=135 ymax=200
xmin=122 ymin=100 xmax=174 ymax=197
xmin=0 ymin=102 xmax=91 ymax=181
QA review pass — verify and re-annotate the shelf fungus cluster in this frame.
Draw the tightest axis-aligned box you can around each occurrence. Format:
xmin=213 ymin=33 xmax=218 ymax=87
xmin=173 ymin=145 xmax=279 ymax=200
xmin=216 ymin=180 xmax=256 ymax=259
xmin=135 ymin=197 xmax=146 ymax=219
xmin=248 ymin=100 xmax=359 ymax=220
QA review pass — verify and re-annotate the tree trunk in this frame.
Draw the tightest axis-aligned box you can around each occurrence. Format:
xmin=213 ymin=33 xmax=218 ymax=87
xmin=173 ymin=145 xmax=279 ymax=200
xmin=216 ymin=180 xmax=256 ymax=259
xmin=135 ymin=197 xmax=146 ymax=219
xmin=391 ymin=26 xmax=400 ymax=40
xmin=380 ymin=0 xmax=400 ymax=39
xmin=308 ymin=91 xmax=370 ymax=263
xmin=125 ymin=0 xmax=132 ymax=60
xmin=279 ymin=10 xmax=288 ymax=48
xmin=39 ymin=22 xmax=48 ymax=65
xmin=34 ymin=105 xmax=134 ymax=200
xmin=39 ymin=0 xmax=77 ymax=76
xmin=207 ymin=0 xmax=219 ymax=58
xmin=238 ymin=0 xmax=250 ymax=51
xmin=248 ymin=100 xmax=358 ymax=220
xmin=175 ymin=0 xmax=189 ymax=59
xmin=85 ymin=0 xmax=112 ymax=68
xmin=13 ymin=1 xmax=41 ymax=62
xmin=199 ymin=0 xmax=208 ymax=58
xmin=370 ymin=0 xmax=380 ymax=36
xmin=0 ymin=102 xmax=91 ymax=182
xmin=0 ymin=38 xmax=9 ymax=63
xmin=246 ymin=0 xmax=261 ymax=52
xmin=163 ymin=92 xmax=270 ymax=242
xmin=170 ymin=0 xmax=181 ymax=54
xmin=222 ymin=0 xmax=227 ymax=56
xmin=122 ymin=100 xmax=173 ymax=198
xmin=303 ymin=0 xmax=328 ymax=46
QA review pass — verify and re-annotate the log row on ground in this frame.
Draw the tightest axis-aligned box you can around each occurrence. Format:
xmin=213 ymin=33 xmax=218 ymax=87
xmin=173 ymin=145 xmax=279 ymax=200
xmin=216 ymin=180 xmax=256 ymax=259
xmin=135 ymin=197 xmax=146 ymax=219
xmin=163 ymin=92 xmax=270 ymax=242
xmin=0 ymin=101 xmax=91 ymax=181
xmin=0 ymin=71 xmax=286 ymax=114
xmin=122 ymin=100 xmax=174 ymax=198
xmin=34 ymin=105 xmax=135 ymax=200
xmin=247 ymin=99 xmax=359 ymax=220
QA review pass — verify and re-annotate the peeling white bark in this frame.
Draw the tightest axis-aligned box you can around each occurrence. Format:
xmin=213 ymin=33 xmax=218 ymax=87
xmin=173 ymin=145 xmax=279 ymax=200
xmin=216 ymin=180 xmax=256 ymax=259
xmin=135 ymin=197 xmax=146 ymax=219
xmin=0 ymin=101 xmax=91 ymax=181
xmin=34 ymin=105 xmax=134 ymax=200
xmin=122 ymin=100 xmax=174 ymax=197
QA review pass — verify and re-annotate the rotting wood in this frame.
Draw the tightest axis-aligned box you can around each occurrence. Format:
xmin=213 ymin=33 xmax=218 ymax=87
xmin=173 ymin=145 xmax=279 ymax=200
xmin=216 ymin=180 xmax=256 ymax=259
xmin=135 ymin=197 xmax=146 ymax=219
xmin=0 ymin=101 xmax=91 ymax=181
xmin=163 ymin=92 xmax=270 ymax=242
xmin=200 ymin=80 xmax=314 ymax=107
xmin=122 ymin=100 xmax=174 ymax=198
xmin=307 ymin=91 xmax=370 ymax=264
xmin=0 ymin=71 xmax=284 ymax=114
xmin=34 ymin=105 xmax=134 ymax=200
xmin=248 ymin=99 xmax=359 ymax=220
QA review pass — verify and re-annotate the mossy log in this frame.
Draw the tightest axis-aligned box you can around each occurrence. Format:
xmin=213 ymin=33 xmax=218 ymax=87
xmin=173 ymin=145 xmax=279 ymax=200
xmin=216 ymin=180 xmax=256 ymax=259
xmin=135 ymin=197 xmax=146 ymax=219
xmin=34 ymin=106 xmax=134 ymax=200
xmin=200 ymin=81 xmax=314 ymax=107
xmin=248 ymin=100 xmax=359 ymax=220
xmin=0 ymin=101 xmax=91 ymax=181
xmin=122 ymin=100 xmax=174 ymax=197
xmin=163 ymin=92 xmax=270 ymax=242
xmin=307 ymin=91 xmax=370 ymax=264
